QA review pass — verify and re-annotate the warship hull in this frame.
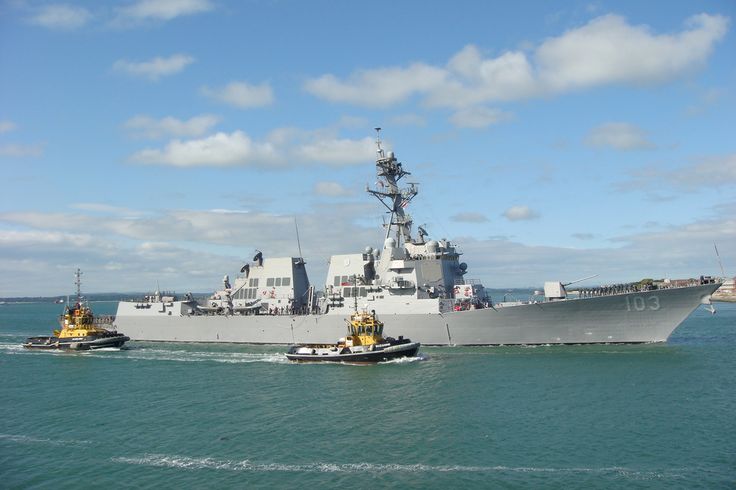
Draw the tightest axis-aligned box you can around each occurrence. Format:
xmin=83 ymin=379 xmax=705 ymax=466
xmin=114 ymin=283 xmax=718 ymax=346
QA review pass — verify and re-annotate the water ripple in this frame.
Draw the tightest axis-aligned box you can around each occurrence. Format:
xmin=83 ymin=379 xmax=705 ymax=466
xmin=0 ymin=433 xmax=92 ymax=446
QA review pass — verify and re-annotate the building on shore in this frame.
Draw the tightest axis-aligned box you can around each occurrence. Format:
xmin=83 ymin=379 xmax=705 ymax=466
xmin=712 ymin=277 xmax=736 ymax=302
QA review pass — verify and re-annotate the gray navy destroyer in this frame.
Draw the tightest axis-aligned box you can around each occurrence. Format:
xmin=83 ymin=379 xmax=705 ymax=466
xmin=114 ymin=130 xmax=721 ymax=345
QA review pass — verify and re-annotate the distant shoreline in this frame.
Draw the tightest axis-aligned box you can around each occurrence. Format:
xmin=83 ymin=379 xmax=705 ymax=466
xmin=0 ymin=293 xmax=210 ymax=304
xmin=0 ymin=300 xmax=122 ymax=305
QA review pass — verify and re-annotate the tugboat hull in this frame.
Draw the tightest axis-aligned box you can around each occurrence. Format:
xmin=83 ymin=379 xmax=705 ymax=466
xmin=23 ymin=334 xmax=130 ymax=351
xmin=286 ymin=340 xmax=420 ymax=363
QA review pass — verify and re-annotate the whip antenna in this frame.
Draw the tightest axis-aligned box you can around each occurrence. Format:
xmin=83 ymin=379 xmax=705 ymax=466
xmin=294 ymin=218 xmax=303 ymax=259
xmin=714 ymin=242 xmax=726 ymax=276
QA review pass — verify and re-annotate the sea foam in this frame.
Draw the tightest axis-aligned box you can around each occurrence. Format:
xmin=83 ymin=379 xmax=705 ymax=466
xmin=111 ymin=454 xmax=684 ymax=479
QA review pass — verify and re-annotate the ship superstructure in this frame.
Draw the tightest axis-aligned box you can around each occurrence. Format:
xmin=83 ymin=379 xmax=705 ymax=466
xmin=114 ymin=130 xmax=720 ymax=345
xmin=322 ymin=129 xmax=480 ymax=317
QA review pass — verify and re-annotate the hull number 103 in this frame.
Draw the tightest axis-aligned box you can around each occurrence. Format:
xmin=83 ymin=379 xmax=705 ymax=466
xmin=625 ymin=295 xmax=660 ymax=312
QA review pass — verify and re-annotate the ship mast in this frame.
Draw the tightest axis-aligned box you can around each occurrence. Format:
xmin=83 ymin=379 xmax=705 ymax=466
xmin=367 ymin=128 xmax=418 ymax=246
xmin=74 ymin=268 xmax=83 ymax=305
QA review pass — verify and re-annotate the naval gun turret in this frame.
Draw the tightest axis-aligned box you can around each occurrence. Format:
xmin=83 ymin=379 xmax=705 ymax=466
xmin=544 ymin=274 xmax=599 ymax=301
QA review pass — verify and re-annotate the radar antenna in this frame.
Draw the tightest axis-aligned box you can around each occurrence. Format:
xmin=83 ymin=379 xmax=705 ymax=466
xmin=374 ymin=127 xmax=384 ymax=158
xmin=417 ymin=224 xmax=429 ymax=243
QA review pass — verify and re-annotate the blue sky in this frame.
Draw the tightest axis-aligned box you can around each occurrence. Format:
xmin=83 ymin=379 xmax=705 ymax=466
xmin=1 ymin=0 xmax=734 ymax=296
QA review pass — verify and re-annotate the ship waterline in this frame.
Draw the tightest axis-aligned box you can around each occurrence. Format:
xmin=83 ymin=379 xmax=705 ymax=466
xmin=114 ymin=130 xmax=720 ymax=345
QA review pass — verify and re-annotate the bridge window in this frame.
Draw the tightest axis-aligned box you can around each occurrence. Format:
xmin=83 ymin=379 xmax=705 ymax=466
xmin=266 ymin=278 xmax=274 ymax=287
xmin=282 ymin=277 xmax=291 ymax=286
xmin=275 ymin=278 xmax=282 ymax=287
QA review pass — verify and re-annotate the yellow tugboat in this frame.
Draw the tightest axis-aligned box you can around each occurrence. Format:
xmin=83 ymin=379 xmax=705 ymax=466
xmin=285 ymin=308 xmax=420 ymax=363
xmin=23 ymin=269 xmax=129 ymax=351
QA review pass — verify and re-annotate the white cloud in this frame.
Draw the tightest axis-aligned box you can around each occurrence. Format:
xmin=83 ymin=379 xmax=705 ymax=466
xmin=459 ymin=215 xmax=735 ymax=287
xmin=209 ymin=209 xmax=250 ymax=214
xmin=201 ymin=81 xmax=274 ymax=108
xmin=1 ymin=203 xmax=733 ymax=295
xmin=0 ymin=143 xmax=44 ymax=157
xmin=69 ymin=203 xmax=145 ymax=216
xmin=0 ymin=120 xmax=43 ymax=158
xmin=294 ymin=137 xmax=375 ymax=165
xmin=0 ymin=229 xmax=94 ymax=248
xmin=685 ymin=87 xmax=727 ymax=116
xmin=657 ymin=154 xmax=736 ymax=191
xmin=118 ymin=0 xmax=213 ymax=21
xmin=584 ymin=122 xmax=655 ymax=150
xmin=0 ymin=204 xmax=381 ymax=295
xmin=304 ymin=63 xmax=447 ymax=108
xmin=503 ymin=206 xmax=539 ymax=221
xmin=535 ymin=13 xmax=728 ymax=92
xmin=123 ymin=114 xmax=220 ymax=139
xmin=0 ymin=209 xmax=282 ymax=246
xmin=452 ymin=212 xmax=489 ymax=223
xmin=449 ymin=107 xmax=512 ymax=128
xmin=0 ymin=120 xmax=17 ymax=133
xmin=113 ymin=54 xmax=194 ymax=81
xmin=29 ymin=4 xmax=92 ymax=30
xmin=677 ymin=154 xmax=736 ymax=188
xmin=429 ymin=46 xmax=538 ymax=106
xmin=128 ymin=128 xmax=375 ymax=168
xmin=314 ymin=182 xmax=351 ymax=197
xmin=130 ymin=131 xmax=278 ymax=167
xmin=621 ymin=154 xmax=736 ymax=192
xmin=304 ymin=13 xmax=729 ymax=110
xmin=388 ymin=114 xmax=427 ymax=127
xmin=335 ymin=115 xmax=369 ymax=129
xmin=608 ymin=216 xmax=736 ymax=272
xmin=0 ymin=228 xmax=231 ymax=296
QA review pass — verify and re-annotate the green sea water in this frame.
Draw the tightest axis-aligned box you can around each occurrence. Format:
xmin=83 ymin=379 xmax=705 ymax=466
xmin=1 ymin=301 xmax=734 ymax=489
